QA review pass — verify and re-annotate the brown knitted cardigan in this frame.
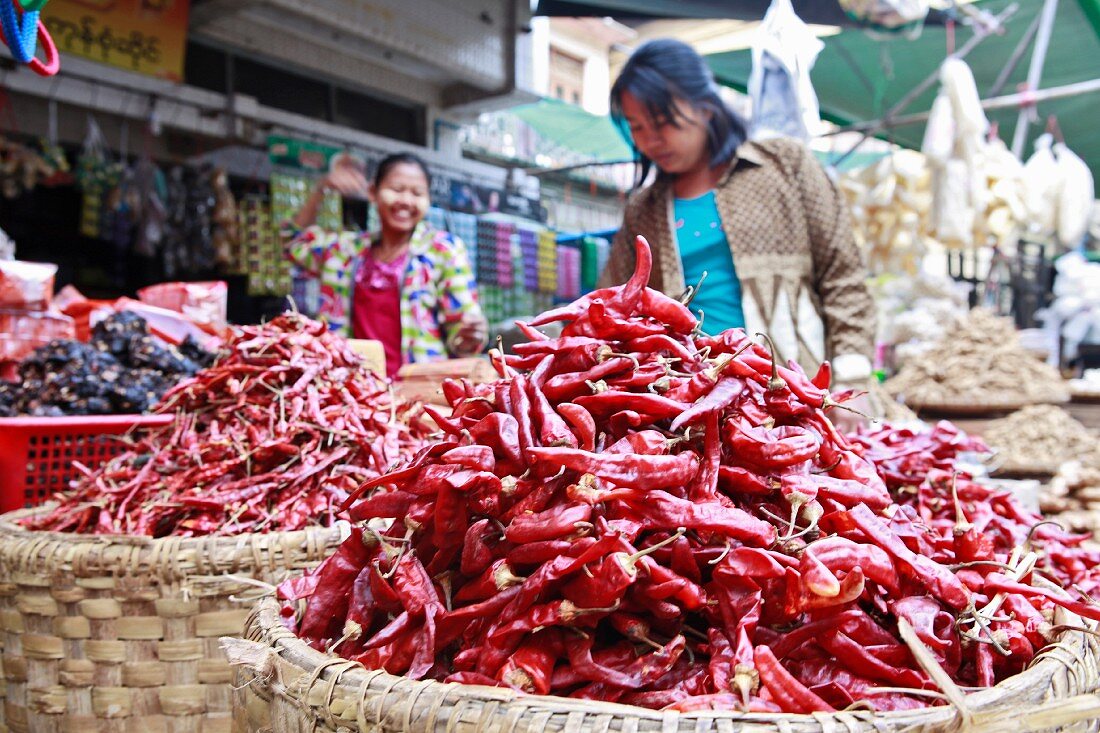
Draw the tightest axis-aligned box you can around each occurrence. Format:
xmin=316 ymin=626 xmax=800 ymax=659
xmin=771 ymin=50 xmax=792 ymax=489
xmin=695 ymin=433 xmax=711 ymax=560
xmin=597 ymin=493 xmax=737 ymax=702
xmin=598 ymin=137 xmax=875 ymax=383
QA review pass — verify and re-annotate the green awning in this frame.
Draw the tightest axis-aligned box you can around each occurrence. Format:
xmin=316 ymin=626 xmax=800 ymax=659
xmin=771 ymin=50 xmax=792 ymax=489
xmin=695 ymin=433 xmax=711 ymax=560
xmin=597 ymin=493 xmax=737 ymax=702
xmin=510 ymin=98 xmax=633 ymax=162
xmin=534 ymin=0 xmax=853 ymax=24
xmin=706 ymin=0 xmax=1100 ymax=180
xmin=532 ymin=0 xmax=961 ymax=26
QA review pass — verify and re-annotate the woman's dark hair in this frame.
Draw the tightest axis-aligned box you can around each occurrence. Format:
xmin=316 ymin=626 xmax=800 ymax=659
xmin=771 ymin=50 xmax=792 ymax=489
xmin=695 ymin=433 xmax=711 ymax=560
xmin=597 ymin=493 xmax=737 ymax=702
xmin=373 ymin=152 xmax=432 ymax=189
xmin=611 ymin=38 xmax=748 ymax=187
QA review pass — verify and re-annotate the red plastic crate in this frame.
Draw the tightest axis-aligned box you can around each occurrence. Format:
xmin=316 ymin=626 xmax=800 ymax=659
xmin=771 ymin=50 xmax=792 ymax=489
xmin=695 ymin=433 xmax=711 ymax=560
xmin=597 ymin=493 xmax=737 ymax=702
xmin=0 ymin=414 xmax=174 ymax=513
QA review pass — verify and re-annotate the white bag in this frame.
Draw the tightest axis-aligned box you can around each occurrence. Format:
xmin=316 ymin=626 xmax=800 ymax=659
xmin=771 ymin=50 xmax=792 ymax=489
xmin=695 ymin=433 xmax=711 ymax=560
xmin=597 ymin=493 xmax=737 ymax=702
xmin=1022 ymin=134 xmax=1061 ymax=236
xmin=921 ymin=92 xmax=955 ymax=164
xmin=839 ymin=0 xmax=931 ymax=29
xmin=933 ymin=159 xmax=977 ymax=245
xmin=748 ymin=0 xmax=823 ymax=141
xmin=1053 ymin=142 xmax=1095 ymax=247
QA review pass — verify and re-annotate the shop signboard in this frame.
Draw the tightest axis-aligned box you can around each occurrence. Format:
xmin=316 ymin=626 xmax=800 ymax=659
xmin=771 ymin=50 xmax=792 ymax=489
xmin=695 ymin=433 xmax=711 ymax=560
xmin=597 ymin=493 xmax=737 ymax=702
xmin=449 ymin=181 xmax=544 ymax=222
xmin=267 ymin=136 xmax=344 ymax=173
xmin=43 ymin=0 xmax=191 ymax=82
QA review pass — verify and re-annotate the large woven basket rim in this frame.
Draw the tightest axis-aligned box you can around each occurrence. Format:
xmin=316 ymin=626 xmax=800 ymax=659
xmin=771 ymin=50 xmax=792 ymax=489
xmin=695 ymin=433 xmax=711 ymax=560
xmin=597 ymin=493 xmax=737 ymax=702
xmin=243 ymin=597 xmax=1100 ymax=729
xmin=899 ymin=396 xmax=1071 ymax=417
xmin=0 ymin=504 xmax=350 ymax=580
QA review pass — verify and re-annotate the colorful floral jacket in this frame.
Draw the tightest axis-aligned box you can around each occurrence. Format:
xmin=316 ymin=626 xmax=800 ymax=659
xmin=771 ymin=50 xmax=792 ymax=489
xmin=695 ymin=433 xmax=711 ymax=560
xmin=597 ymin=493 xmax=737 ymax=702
xmin=284 ymin=221 xmax=484 ymax=364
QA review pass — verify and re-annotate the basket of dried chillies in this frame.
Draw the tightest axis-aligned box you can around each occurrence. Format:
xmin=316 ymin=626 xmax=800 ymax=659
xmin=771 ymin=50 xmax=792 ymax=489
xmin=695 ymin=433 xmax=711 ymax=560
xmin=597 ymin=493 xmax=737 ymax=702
xmin=224 ymin=238 xmax=1100 ymax=733
xmin=0 ymin=313 xmax=429 ymax=733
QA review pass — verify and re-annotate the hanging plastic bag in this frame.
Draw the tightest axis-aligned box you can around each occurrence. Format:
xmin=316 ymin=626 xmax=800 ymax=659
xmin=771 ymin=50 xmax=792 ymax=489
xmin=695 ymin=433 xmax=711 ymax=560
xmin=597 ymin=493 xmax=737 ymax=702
xmin=839 ymin=0 xmax=930 ymax=30
xmin=1022 ymin=134 xmax=1061 ymax=237
xmin=1053 ymin=142 xmax=1095 ymax=247
xmin=748 ymin=0 xmax=823 ymax=141
xmin=921 ymin=92 xmax=955 ymax=164
xmin=932 ymin=159 xmax=977 ymax=245
xmin=941 ymin=59 xmax=987 ymax=162
xmin=923 ymin=59 xmax=989 ymax=248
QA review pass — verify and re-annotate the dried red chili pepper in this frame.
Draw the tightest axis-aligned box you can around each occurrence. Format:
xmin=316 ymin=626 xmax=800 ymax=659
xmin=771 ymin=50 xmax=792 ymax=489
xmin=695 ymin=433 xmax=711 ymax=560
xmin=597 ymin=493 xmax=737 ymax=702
xmin=562 ymin=530 xmax=684 ymax=609
xmin=755 ymin=644 xmax=835 ymax=713
xmin=298 ymin=528 xmax=377 ymax=646
xmin=556 ymin=403 xmax=596 ymax=451
xmin=528 ymin=380 xmax=578 ymax=448
xmin=982 ymin=574 xmax=1100 ymax=621
xmin=468 ymin=413 xmax=523 ymax=468
xmin=592 ymin=487 xmax=776 ymax=546
xmin=498 ymin=629 xmax=561 ymax=694
xmin=506 ymin=537 xmax=597 ymax=567
xmin=454 ymin=559 xmax=525 ymax=603
xmin=460 ymin=518 xmax=498 ymax=577
xmin=574 ymin=390 xmax=687 ymax=420
xmin=726 ymin=419 xmax=821 ymax=469
xmin=542 ymin=357 xmax=633 ymax=402
xmin=441 ymin=445 xmax=496 ymax=473
xmin=625 ymin=334 xmax=697 ymax=365
xmin=348 ymin=490 xmax=420 ymax=522
xmin=606 ymin=235 xmax=652 ymax=316
xmin=504 ymin=503 xmax=593 ymax=544
xmin=528 ymin=447 xmax=699 ymax=490
xmin=846 ymin=505 xmax=970 ymax=610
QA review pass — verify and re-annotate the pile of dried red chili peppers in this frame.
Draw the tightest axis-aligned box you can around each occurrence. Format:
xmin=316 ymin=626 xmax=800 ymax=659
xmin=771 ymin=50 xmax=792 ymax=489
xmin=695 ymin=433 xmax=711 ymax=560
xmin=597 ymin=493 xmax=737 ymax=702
xmin=281 ymin=237 xmax=1100 ymax=713
xmin=22 ymin=313 xmax=430 ymax=537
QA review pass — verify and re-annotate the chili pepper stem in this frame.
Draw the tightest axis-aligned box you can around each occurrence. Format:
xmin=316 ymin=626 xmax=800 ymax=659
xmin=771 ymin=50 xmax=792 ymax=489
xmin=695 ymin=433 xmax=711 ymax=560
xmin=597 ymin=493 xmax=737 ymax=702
xmin=707 ymin=541 xmax=733 ymax=566
xmin=754 ymin=333 xmax=786 ymax=393
xmin=949 ymin=561 xmax=1018 ymax=572
xmin=497 ymin=559 xmax=525 ymax=589
xmin=621 ymin=528 xmax=687 ymax=573
xmin=949 ymin=472 xmax=972 ymax=534
xmin=586 ymin=379 xmax=609 ymax=394
xmin=732 ymin=664 xmax=759 ymax=708
xmin=1024 ymin=519 xmax=1065 ymax=551
xmin=604 ymin=352 xmax=642 ymax=369
xmin=558 ymin=600 xmax=621 ymax=625
xmin=681 ymin=270 xmax=708 ymax=306
xmin=692 ymin=310 xmax=705 ymax=339
xmin=439 ymin=574 xmax=454 ymax=612
xmin=822 ymin=395 xmax=873 ymax=419
xmin=328 ymin=620 xmax=363 ymax=653
xmin=963 ymin=603 xmax=1011 ymax=656
xmin=780 ymin=502 xmax=801 ymax=541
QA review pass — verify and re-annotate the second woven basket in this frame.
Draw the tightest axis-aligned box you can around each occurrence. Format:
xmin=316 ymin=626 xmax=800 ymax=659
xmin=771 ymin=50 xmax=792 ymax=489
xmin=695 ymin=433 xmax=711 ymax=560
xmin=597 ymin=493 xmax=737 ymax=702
xmin=0 ymin=506 xmax=348 ymax=733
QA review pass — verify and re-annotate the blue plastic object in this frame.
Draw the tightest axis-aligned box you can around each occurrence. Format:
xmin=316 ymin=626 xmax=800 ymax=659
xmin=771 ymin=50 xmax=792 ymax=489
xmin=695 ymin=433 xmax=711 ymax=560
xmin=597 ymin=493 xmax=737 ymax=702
xmin=0 ymin=1 xmax=39 ymax=64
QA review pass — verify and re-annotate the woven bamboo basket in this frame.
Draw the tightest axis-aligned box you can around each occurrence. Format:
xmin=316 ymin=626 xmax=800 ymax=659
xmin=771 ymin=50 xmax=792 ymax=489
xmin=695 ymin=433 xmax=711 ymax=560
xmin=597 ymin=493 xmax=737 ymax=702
xmin=0 ymin=506 xmax=349 ymax=733
xmin=227 ymin=597 xmax=1100 ymax=733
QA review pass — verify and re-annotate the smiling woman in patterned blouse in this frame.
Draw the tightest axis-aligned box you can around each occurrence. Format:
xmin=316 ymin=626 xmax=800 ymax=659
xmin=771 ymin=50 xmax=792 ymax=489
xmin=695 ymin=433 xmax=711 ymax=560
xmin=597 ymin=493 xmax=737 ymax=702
xmin=284 ymin=153 xmax=487 ymax=378
xmin=602 ymin=39 xmax=876 ymax=411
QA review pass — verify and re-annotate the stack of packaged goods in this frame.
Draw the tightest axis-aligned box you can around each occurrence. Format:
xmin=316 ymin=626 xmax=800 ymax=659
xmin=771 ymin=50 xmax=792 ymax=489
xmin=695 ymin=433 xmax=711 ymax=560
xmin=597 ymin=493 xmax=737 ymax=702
xmin=239 ymin=195 xmax=281 ymax=298
xmin=495 ymin=220 xmax=517 ymax=290
xmin=271 ymin=172 xmax=342 ymax=301
xmin=580 ymin=235 xmax=611 ymax=293
xmin=537 ymin=228 xmax=558 ymax=298
xmin=425 ymin=205 xmax=449 ymax=232
xmin=556 ymin=243 xmax=582 ymax=301
xmin=518 ymin=223 xmax=541 ymax=293
xmin=449 ymin=211 xmax=480 ymax=267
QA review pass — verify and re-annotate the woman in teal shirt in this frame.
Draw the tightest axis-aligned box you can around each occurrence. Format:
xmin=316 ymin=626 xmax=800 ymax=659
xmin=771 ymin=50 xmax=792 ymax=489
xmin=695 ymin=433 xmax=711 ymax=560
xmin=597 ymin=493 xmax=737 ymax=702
xmin=601 ymin=39 xmax=875 ymax=404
